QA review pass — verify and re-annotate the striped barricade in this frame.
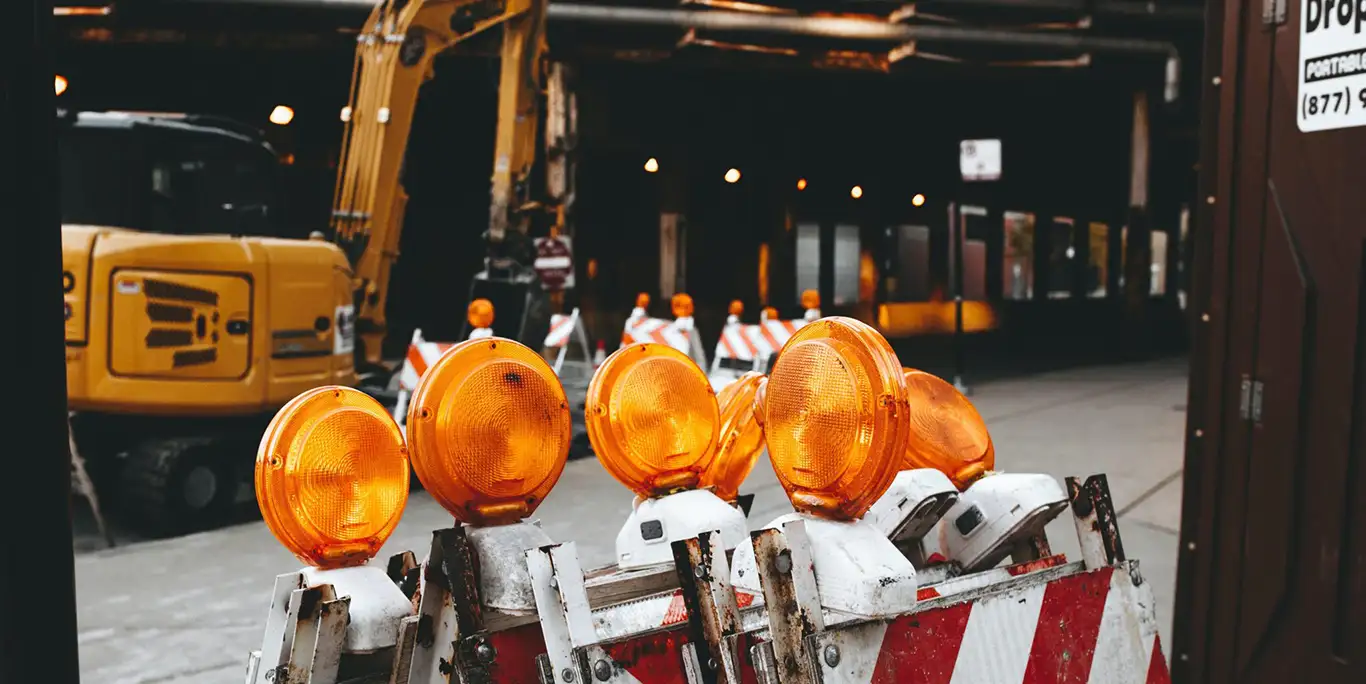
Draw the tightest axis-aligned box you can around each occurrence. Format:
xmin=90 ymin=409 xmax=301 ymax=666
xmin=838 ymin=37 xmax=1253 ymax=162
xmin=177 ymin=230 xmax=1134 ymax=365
xmin=542 ymin=307 xmax=593 ymax=378
xmin=622 ymin=315 xmax=708 ymax=369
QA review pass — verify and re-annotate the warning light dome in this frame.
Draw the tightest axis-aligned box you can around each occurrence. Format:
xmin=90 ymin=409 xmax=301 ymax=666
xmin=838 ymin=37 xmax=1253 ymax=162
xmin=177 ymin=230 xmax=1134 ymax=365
xmin=800 ymin=289 xmax=820 ymax=310
xmin=762 ymin=316 xmax=909 ymax=520
xmin=701 ymin=372 xmax=767 ymax=502
xmin=902 ymin=368 xmax=995 ymax=489
xmin=586 ymin=343 xmax=720 ymax=497
xmin=467 ymin=298 xmax=495 ymax=329
xmin=728 ymin=299 xmax=744 ymax=317
xmin=762 ymin=306 xmax=779 ymax=321
xmin=671 ymin=293 xmax=695 ymax=318
xmin=256 ymin=386 xmax=410 ymax=568
xmin=406 ymin=337 xmax=571 ymax=525
xmin=635 ymin=292 xmax=651 ymax=309
xmin=752 ymin=375 xmax=769 ymax=429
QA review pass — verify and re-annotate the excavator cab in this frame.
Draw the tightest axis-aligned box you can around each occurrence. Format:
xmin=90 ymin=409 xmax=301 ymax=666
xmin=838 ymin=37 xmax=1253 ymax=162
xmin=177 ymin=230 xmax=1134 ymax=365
xmin=60 ymin=110 xmax=358 ymax=536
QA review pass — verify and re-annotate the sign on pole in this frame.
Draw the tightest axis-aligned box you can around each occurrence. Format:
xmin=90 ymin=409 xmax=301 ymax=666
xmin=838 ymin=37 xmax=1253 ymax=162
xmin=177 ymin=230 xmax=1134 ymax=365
xmin=533 ymin=236 xmax=575 ymax=291
xmin=1296 ymin=0 xmax=1366 ymax=132
xmin=959 ymin=139 xmax=1002 ymax=182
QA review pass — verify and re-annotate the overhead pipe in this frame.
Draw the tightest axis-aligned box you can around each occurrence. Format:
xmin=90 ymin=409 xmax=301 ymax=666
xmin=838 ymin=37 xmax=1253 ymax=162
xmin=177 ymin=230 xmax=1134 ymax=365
xmin=145 ymin=1 xmax=1184 ymax=99
xmin=908 ymin=0 xmax=1204 ymax=22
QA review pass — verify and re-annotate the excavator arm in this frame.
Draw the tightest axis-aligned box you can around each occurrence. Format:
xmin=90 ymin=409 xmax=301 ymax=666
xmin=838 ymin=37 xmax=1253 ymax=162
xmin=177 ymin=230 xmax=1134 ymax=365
xmin=330 ymin=0 xmax=551 ymax=366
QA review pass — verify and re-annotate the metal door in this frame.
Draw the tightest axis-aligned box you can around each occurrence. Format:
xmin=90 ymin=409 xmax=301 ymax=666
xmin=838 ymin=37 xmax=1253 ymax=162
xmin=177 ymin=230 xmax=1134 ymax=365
xmin=1174 ymin=0 xmax=1366 ymax=682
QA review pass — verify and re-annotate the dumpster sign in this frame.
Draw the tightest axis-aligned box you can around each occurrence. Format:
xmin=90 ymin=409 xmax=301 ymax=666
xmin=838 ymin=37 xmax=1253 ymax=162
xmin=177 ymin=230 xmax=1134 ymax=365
xmin=1298 ymin=0 xmax=1366 ymax=132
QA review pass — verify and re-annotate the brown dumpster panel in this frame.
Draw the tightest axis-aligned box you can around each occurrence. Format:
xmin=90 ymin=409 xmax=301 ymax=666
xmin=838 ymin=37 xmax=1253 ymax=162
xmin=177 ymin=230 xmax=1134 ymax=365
xmin=1176 ymin=1 xmax=1366 ymax=682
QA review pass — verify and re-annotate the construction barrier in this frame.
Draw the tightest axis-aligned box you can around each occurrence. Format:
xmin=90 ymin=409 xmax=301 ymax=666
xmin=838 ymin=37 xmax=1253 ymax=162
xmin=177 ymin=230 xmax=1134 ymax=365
xmin=543 ymin=307 xmax=593 ymax=378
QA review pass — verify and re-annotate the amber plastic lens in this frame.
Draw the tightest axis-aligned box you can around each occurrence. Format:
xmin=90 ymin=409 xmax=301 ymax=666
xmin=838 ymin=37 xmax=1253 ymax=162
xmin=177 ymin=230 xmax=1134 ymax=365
xmin=752 ymin=376 xmax=769 ymax=428
xmin=762 ymin=306 xmax=778 ymax=320
xmin=636 ymin=292 xmax=651 ymax=309
xmin=256 ymin=386 xmax=409 ymax=568
xmin=902 ymin=368 xmax=995 ymax=489
xmin=468 ymin=298 xmax=495 ymax=329
xmin=672 ymin=293 xmax=695 ymax=318
xmin=728 ymin=300 xmax=744 ymax=317
xmin=586 ymin=343 xmax=719 ymax=496
xmin=701 ymin=372 xmax=767 ymax=501
xmin=800 ymin=289 xmax=821 ymax=310
xmin=763 ymin=316 xmax=908 ymax=520
xmin=407 ymin=337 xmax=571 ymax=525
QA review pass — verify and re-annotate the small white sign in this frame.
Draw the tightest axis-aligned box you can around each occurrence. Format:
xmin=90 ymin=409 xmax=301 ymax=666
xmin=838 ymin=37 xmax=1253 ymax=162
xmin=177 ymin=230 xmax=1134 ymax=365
xmin=960 ymin=139 xmax=1002 ymax=182
xmin=333 ymin=304 xmax=355 ymax=356
xmin=1297 ymin=0 xmax=1366 ymax=132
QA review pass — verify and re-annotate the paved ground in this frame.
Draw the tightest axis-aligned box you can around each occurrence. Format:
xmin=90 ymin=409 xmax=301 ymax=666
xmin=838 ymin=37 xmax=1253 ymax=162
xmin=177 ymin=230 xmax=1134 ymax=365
xmin=71 ymin=357 xmax=1191 ymax=684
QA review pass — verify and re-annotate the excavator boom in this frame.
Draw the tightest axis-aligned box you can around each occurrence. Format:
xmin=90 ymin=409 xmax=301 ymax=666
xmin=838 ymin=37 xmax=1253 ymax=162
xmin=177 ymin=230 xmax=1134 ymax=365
xmin=330 ymin=0 xmax=552 ymax=366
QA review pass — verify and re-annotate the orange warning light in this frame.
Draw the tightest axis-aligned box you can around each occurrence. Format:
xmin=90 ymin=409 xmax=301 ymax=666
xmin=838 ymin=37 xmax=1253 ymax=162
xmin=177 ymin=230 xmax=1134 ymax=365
xmin=256 ymin=386 xmax=409 ymax=568
xmin=671 ymin=293 xmax=695 ymax=318
xmin=762 ymin=306 xmax=779 ymax=321
xmin=635 ymin=292 xmax=651 ymax=309
xmin=902 ymin=368 xmax=995 ymax=489
xmin=586 ymin=343 xmax=719 ymax=497
xmin=407 ymin=337 xmax=571 ymax=525
xmin=762 ymin=317 xmax=909 ymax=520
xmin=800 ymin=289 xmax=821 ymax=310
xmin=752 ymin=375 xmax=769 ymax=429
xmin=701 ymin=372 xmax=767 ymax=502
xmin=728 ymin=300 xmax=744 ymax=317
xmin=467 ymin=298 xmax=495 ymax=329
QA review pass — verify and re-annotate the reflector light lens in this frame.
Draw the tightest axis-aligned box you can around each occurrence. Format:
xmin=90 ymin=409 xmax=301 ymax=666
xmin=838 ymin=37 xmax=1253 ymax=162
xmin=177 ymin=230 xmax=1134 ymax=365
xmin=586 ymin=343 xmax=719 ymax=497
xmin=762 ymin=306 xmax=778 ymax=320
xmin=800 ymin=289 xmax=820 ymax=310
xmin=752 ymin=376 xmax=768 ymax=428
xmin=636 ymin=292 xmax=650 ymax=309
xmin=671 ymin=293 xmax=694 ymax=318
xmin=468 ymin=298 xmax=495 ymax=329
xmin=763 ymin=317 xmax=909 ymax=520
xmin=407 ymin=337 xmax=571 ymax=525
xmin=701 ymin=372 xmax=767 ymax=502
xmin=256 ymin=386 xmax=409 ymax=568
xmin=903 ymin=368 xmax=995 ymax=489
xmin=729 ymin=299 xmax=744 ymax=317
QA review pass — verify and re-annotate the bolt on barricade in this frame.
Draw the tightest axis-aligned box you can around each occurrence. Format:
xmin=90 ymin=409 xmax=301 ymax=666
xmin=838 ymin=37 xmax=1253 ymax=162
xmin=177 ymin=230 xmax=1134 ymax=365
xmin=246 ymin=317 xmax=1170 ymax=684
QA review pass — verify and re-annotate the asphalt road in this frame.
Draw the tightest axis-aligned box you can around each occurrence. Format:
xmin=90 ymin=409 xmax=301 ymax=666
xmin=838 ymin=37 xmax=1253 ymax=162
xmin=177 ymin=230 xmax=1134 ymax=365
xmin=71 ymin=357 xmax=1191 ymax=684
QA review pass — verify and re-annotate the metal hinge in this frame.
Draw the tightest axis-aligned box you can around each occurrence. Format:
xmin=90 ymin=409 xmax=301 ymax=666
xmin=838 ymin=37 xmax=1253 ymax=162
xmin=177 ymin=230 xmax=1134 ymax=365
xmin=1238 ymin=374 xmax=1265 ymax=423
xmin=1262 ymin=0 xmax=1287 ymax=26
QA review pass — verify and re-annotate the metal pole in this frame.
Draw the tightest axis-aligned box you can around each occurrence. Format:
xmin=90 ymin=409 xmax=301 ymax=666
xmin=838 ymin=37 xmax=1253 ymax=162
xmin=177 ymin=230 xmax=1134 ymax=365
xmin=4 ymin=1 xmax=82 ymax=682
xmin=948 ymin=202 xmax=970 ymax=395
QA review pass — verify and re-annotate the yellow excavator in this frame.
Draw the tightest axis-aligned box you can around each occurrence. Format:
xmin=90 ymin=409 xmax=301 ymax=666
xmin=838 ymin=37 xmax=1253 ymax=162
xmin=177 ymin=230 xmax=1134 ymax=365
xmin=63 ymin=0 xmax=559 ymax=535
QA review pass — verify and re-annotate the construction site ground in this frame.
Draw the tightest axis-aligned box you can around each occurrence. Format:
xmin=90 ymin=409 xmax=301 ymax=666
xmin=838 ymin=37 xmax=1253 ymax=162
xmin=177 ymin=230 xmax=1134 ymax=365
xmin=71 ymin=356 xmax=1191 ymax=684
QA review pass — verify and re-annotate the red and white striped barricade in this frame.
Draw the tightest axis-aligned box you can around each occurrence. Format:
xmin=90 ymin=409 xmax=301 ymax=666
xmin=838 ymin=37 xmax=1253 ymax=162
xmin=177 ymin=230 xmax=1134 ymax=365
xmin=392 ymin=323 xmax=488 ymax=430
xmin=709 ymin=315 xmax=807 ymax=391
xmin=391 ymin=328 xmax=458 ymax=431
xmin=543 ymin=307 xmax=593 ymax=379
xmin=246 ymin=473 xmax=1169 ymax=684
xmin=622 ymin=315 xmax=709 ymax=369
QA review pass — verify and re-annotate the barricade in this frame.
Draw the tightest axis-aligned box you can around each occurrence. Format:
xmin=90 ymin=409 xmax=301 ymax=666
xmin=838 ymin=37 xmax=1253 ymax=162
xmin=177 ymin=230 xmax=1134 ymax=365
xmin=543 ymin=306 xmax=593 ymax=380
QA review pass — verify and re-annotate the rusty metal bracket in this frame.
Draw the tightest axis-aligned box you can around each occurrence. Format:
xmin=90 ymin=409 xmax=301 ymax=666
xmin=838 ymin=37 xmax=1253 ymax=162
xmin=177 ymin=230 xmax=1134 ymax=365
xmin=387 ymin=550 xmax=421 ymax=601
xmin=408 ymin=527 xmax=486 ymax=684
xmin=750 ymin=520 xmax=823 ymax=683
xmin=247 ymin=578 xmax=351 ymax=684
xmin=1066 ymin=474 xmax=1127 ymax=570
xmin=672 ymin=530 xmax=743 ymax=684
xmin=527 ymin=542 xmax=598 ymax=684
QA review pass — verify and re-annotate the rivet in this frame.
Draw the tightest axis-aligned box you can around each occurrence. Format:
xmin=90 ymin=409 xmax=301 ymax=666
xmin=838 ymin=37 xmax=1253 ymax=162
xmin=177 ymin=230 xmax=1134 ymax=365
xmin=593 ymin=659 xmax=612 ymax=681
xmin=562 ymin=667 xmax=576 ymax=682
xmin=475 ymin=643 xmax=496 ymax=664
xmin=694 ymin=565 xmax=705 ymax=578
xmin=823 ymin=644 xmax=841 ymax=667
